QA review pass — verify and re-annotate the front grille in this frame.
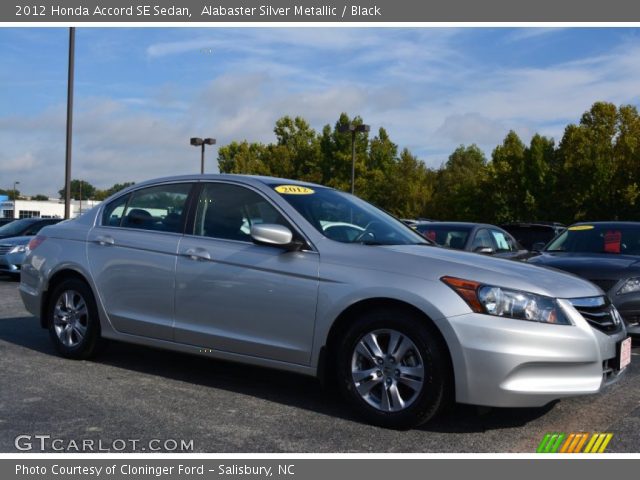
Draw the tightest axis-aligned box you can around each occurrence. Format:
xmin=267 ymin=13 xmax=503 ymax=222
xmin=569 ymin=297 xmax=622 ymax=334
xmin=589 ymin=278 xmax=618 ymax=293
xmin=0 ymin=244 xmax=12 ymax=255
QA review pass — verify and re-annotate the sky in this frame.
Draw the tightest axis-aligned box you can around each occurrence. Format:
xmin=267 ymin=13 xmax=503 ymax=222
xmin=1 ymin=27 xmax=640 ymax=197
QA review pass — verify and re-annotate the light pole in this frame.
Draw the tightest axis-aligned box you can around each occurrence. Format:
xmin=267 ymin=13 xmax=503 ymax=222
xmin=190 ymin=137 xmax=216 ymax=174
xmin=11 ymin=181 xmax=20 ymax=219
xmin=64 ymin=27 xmax=75 ymax=219
xmin=338 ymin=123 xmax=370 ymax=194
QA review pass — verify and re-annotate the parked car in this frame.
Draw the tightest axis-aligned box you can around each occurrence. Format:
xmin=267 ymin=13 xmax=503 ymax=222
xmin=528 ymin=222 xmax=640 ymax=336
xmin=414 ymin=222 xmax=529 ymax=260
xmin=20 ymin=176 xmax=630 ymax=428
xmin=500 ymin=222 xmax=566 ymax=251
xmin=0 ymin=218 xmax=16 ymax=227
xmin=0 ymin=217 xmax=62 ymax=240
xmin=0 ymin=218 xmax=64 ymax=277
xmin=0 ymin=236 xmax=34 ymax=277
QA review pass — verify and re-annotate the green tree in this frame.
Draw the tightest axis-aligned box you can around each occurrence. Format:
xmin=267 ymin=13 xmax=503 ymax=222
xmin=429 ymin=145 xmax=488 ymax=221
xmin=0 ymin=188 xmax=21 ymax=199
xmin=58 ymin=180 xmax=97 ymax=201
xmin=556 ymin=102 xmax=620 ymax=221
xmin=94 ymin=182 xmax=136 ymax=200
xmin=31 ymin=194 xmax=49 ymax=201
xmin=217 ymin=140 xmax=268 ymax=174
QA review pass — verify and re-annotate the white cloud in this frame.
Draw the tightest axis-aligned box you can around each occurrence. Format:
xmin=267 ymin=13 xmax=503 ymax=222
xmin=2 ymin=28 xmax=640 ymax=196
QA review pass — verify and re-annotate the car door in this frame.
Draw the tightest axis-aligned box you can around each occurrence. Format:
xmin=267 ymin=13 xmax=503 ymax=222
xmin=173 ymin=182 xmax=320 ymax=365
xmin=86 ymin=182 xmax=193 ymax=340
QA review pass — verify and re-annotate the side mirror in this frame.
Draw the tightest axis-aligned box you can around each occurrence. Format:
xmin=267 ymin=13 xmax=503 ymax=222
xmin=531 ymin=242 xmax=546 ymax=252
xmin=474 ymin=246 xmax=494 ymax=254
xmin=250 ymin=224 xmax=297 ymax=249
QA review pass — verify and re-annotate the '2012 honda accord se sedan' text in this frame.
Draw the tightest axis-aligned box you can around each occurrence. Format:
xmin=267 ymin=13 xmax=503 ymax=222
xmin=19 ymin=175 xmax=631 ymax=428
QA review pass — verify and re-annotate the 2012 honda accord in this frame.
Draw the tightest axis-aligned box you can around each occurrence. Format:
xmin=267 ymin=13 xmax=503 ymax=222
xmin=19 ymin=175 xmax=631 ymax=428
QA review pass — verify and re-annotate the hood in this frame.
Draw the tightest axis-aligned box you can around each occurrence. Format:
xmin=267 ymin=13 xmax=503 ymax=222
xmin=0 ymin=235 xmax=32 ymax=246
xmin=528 ymin=252 xmax=640 ymax=276
xmin=340 ymin=243 xmax=603 ymax=299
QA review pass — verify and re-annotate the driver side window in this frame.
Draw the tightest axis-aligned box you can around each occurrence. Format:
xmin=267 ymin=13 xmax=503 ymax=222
xmin=193 ymin=183 xmax=290 ymax=242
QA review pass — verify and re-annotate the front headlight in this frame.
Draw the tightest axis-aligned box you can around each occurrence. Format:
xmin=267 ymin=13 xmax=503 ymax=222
xmin=617 ymin=277 xmax=640 ymax=295
xmin=441 ymin=276 xmax=571 ymax=325
xmin=8 ymin=245 xmax=26 ymax=254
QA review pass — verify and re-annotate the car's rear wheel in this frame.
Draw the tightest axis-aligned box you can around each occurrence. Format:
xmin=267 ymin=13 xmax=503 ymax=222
xmin=336 ymin=308 xmax=450 ymax=429
xmin=47 ymin=279 xmax=102 ymax=359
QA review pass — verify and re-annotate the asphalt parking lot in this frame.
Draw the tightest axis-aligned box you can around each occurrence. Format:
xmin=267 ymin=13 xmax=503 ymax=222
xmin=0 ymin=276 xmax=639 ymax=453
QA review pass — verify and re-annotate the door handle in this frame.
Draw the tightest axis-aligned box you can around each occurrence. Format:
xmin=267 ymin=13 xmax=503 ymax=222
xmin=95 ymin=235 xmax=115 ymax=246
xmin=183 ymin=247 xmax=211 ymax=261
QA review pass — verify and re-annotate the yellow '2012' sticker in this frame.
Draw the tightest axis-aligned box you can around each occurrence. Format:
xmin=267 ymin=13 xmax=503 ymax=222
xmin=275 ymin=185 xmax=315 ymax=195
xmin=568 ymin=225 xmax=595 ymax=231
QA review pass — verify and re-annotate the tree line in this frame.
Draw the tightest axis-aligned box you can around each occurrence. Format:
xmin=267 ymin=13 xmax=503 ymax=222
xmin=52 ymin=101 xmax=639 ymax=225
xmin=217 ymin=102 xmax=640 ymax=224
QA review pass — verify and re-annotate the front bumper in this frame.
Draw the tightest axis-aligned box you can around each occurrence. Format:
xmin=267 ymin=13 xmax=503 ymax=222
xmin=445 ymin=299 xmax=628 ymax=408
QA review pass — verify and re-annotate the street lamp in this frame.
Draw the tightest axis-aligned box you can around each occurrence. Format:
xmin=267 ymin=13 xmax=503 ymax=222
xmin=190 ymin=137 xmax=216 ymax=174
xmin=12 ymin=181 xmax=20 ymax=201
xmin=338 ymin=123 xmax=370 ymax=194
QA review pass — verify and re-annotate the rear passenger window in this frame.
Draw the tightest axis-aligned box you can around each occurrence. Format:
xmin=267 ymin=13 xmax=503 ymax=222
xmin=120 ymin=184 xmax=191 ymax=233
xmin=102 ymin=194 xmax=129 ymax=227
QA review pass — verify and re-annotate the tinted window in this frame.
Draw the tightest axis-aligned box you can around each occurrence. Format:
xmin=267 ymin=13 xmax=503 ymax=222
xmin=273 ymin=185 xmax=427 ymax=245
xmin=415 ymin=224 xmax=470 ymax=248
xmin=0 ymin=218 xmax=36 ymax=237
xmin=193 ymin=183 xmax=289 ymax=242
xmin=501 ymin=225 xmax=561 ymax=250
xmin=546 ymin=224 xmax=640 ymax=255
xmin=470 ymin=229 xmax=494 ymax=251
xmin=121 ymin=184 xmax=191 ymax=233
xmin=102 ymin=194 xmax=130 ymax=227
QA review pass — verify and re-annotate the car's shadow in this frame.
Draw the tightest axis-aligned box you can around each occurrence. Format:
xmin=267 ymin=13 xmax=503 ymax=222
xmin=0 ymin=313 xmax=555 ymax=433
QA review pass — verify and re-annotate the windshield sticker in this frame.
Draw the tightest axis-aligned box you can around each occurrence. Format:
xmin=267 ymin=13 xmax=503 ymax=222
xmin=568 ymin=225 xmax=594 ymax=231
xmin=275 ymin=185 xmax=315 ymax=195
xmin=604 ymin=230 xmax=622 ymax=254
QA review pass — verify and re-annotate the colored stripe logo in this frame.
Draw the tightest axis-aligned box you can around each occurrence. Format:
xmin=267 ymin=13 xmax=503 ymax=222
xmin=536 ymin=432 xmax=613 ymax=453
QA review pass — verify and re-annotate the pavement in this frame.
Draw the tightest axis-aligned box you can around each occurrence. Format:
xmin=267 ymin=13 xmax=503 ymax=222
xmin=0 ymin=275 xmax=638 ymax=453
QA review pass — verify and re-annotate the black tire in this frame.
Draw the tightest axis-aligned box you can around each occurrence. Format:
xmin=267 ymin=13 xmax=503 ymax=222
xmin=336 ymin=308 xmax=450 ymax=429
xmin=47 ymin=278 xmax=102 ymax=359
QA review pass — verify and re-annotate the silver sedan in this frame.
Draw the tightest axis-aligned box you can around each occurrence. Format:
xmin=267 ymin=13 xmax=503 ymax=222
xmin=19 ymin=175 xmax=631 ymax=428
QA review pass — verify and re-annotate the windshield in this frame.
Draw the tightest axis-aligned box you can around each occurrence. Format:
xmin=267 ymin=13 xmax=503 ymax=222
xmin=0 ymin=219 xmax=33 ymax=237
xmin=546 ymin=224 xmax=640 ymax=255
xmin=271 ymin=184 xmax=428 ymax=245
xmin=415 ymin=224 xmax=471 ymax=248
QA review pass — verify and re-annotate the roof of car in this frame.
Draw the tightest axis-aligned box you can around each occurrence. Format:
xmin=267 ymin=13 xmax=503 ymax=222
xmin=129 ymin=174 xmax=328 ymax=190
xmin=570 ymin=221 xmax=640 ymax=227
xmin=416 ymin=221 xmax=496 ymax=229
xmin=501 ymin=222 xmax=565 ymax=227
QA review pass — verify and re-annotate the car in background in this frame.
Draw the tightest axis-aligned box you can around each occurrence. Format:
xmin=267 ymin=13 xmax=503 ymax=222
xmin=0 ymin=218 xmax=16 ymax=227
xmin=0 ymin=217 xmax=62 ymax=240
xmin=414 ymin=222 xmax=529 ymax=260
xmin=528 ymin=222 xmax=640 ymax=336
xmin=0 ymin=218 xmax=63 ymax=277
xmin=18 ymin=175 xmax=630 ymax=428
xmin=500 ymin=222 xmax=566 ymax=251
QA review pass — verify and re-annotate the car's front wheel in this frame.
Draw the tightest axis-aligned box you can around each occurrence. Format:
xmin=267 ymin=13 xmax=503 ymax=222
xmin=47 ymin=278 xmax=102 ymax=359
xmin=336 ymin=309 xmax=450 ymax=429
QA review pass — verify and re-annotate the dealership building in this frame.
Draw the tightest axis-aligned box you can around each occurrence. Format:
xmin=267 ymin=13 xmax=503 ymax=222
xmin=0 ymin=195 xmax=101 ymax=219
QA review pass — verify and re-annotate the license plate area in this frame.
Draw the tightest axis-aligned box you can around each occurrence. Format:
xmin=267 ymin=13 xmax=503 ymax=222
xmin=617 ymin=337 xmax=632 ymax=371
